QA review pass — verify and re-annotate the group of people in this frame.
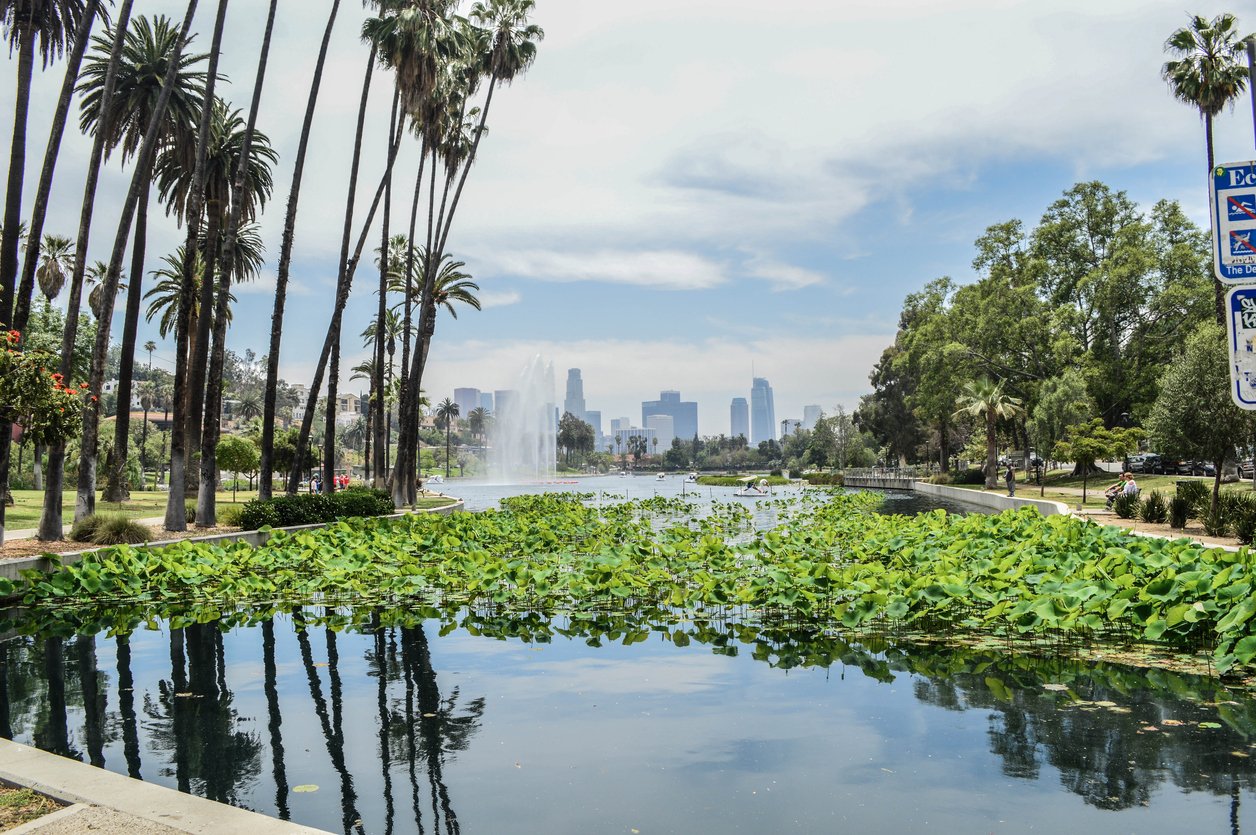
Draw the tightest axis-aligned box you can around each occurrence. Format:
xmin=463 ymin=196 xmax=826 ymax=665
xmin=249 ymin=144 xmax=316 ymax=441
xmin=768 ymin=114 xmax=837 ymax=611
xmin=1104 ymin=472 xmax=1139 ymax=508
xmin=307 ymin=473 xmax=353 ymax=493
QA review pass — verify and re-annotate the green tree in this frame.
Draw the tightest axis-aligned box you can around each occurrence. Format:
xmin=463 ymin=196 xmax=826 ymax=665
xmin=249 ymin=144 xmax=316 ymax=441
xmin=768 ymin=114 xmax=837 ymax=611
xmin=215 ymin=434 xmax=259 ymax=501
xmin=434 ymin=397 xmax=459 ymax=478
xmin=1029 ymin=369 xmax=1092 ymax=471
xmin=953 ymin=378 xmax=1025 ymax=489
xmin=1053 ymin=418 xmax=1142 ymax=504
xmin=1146 ymin=322 xmax=1256 ymax=517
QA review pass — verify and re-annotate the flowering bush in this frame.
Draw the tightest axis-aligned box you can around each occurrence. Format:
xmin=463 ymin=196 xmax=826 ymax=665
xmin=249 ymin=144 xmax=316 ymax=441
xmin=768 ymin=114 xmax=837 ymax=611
xmin=0 ymin=330 xmax=85 ymax=446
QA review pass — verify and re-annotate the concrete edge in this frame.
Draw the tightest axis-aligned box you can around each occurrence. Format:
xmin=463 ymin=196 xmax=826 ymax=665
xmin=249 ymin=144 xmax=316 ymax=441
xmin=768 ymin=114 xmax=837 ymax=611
xmin=910 ymin=481 xmax=1070 ymax=516
xmin=0 ymin=499 xmax=464 ymax=584
xmin=0 ymin=739 xmax=331 ymax=834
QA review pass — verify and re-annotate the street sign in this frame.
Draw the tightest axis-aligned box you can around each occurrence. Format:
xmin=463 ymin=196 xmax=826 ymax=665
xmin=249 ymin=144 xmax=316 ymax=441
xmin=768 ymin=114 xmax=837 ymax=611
xmin=1211 ymin=161 xmax=1256 ymax=282
xmin=1226 ymin=286 xmax=1256 ymax=409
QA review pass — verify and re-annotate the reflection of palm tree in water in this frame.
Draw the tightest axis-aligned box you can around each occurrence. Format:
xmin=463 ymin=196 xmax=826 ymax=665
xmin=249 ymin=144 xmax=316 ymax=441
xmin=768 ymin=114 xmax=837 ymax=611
xmin=262 ymin=619 xmax=290 ymax=821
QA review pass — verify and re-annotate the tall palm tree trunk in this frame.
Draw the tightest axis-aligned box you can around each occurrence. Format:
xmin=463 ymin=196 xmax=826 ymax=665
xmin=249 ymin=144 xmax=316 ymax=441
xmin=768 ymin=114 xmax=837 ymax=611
xmin=985 ymin=410 xmax=997 ymax=490
xmin=164 ymin=0 xmax=230 ymax=531
xmin=391 ymin=150 xmax=426 ymax=502
xmin=323 ymin=340 xmax=340 ymax=493
xmin=259 ymin=0 xmax=341 ymax=501
xmin=14 ymin=0 xmax=102 ymax=335
xmin=198 ymin=0 xmax=279 ymax=527
xmin=36 ymin=7 xmax=135 ymax=541
xmin=80 ymin=0 xmax=201 ymax=524
xmin=1207 ymin=113 xmax=1226 ymax=327
xmin=185 ymin=204 xmax=222 ymax=489
xmin=373 ymin=86 xmax=398 ymax=489
xmin=102 ymin=185 xmax=151 ymax=502
xmin=0 ymin=26 xmax=34 ymax=545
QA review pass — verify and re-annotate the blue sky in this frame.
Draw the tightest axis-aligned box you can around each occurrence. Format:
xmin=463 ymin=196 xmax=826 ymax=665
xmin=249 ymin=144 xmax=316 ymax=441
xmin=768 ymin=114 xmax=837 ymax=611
xmin=7 ymin=0 xmax=1256 ymax=434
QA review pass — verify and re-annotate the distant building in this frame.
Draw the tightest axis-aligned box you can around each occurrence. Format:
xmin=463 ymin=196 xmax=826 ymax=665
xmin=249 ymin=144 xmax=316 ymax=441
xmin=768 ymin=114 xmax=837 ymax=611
xmin=585 ymin=409 xmax=603 ymax=450
xmin=612 ymin=425 xmax=657 ymax=457
xmin=454 ymin=387 xmax=481 ymax=416
xmin=101 ymin=380 xmax=143 ymax=411
xmin=494 ymin=389 xmax=518 ymax=416
xmin=645 ymin=414 xmax=674 ymax=454
xmin=781 ymin=418 xmax=802 ymax=436
xmin=642 ymin=390 xmax=697 ymax=442
xmin=291 ymin=383 xmax=309 ymax=422
xmin=730 ymin=397 xmax=749 ymax=440
xmin=479 ymin=392 xmax=494 ymax=414
xmin=563 ymin=369 xmax=586 ymax=423
xmin=610 ymin=416 xmax=632 ymax=434
xmin=803 ymin=405 xmax=823 ymax=431
xmin=336 ymin=392 xmax=365 ymax=427
xmin=750 ymin=377 xmax=776 ymax=445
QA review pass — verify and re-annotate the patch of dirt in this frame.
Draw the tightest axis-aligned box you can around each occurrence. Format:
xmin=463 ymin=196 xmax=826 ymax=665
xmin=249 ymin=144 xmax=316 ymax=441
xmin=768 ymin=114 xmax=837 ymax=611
xmin=1086 ymin=513 xmax=1243 ymax=550
xmin=0 ymin=785 xmax=62 ymax=830
xmin=0 ymin=524 xmax=241 ymax=561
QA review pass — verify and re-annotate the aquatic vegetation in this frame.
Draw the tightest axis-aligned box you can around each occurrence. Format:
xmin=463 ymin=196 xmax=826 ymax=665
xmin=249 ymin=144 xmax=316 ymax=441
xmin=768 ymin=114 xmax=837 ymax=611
xmin=11 ymin=491 xmax=1256 ymax=672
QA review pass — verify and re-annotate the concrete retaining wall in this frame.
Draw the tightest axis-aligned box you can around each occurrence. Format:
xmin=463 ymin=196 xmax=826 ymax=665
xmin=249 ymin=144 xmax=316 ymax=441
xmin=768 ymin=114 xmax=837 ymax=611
xmin=0 ymin=500 xmax=463 ymax=585
xmin=911 ymin=481 xmax=1068 ymax=515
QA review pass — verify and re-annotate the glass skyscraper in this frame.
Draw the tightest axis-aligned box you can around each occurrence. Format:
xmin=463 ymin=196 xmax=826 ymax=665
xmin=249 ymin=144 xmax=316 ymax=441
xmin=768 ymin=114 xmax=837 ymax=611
xmin=730 ymin=397 xmax=749 ymax=440
xmin=750 ymin=377 xmax=776 ymax=445
xmin=563 ymin=368 xmax=586 ymax=422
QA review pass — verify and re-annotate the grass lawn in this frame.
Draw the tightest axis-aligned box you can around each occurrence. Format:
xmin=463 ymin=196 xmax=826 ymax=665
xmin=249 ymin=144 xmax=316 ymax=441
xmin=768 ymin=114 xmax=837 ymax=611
xmin=5 ymin=489 xmax=260 ymax=530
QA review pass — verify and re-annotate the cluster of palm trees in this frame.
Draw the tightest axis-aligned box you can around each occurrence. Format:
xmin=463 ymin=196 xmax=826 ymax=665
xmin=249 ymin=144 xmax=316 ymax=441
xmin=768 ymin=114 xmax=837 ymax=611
xmin=0 ymin=0 xmax=541 ymax=543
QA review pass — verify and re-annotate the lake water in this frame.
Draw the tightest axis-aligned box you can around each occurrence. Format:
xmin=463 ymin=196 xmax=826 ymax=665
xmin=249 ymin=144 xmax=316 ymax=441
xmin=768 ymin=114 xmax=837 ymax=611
xmin=4 ymin=481 xmax=1250 ymax=834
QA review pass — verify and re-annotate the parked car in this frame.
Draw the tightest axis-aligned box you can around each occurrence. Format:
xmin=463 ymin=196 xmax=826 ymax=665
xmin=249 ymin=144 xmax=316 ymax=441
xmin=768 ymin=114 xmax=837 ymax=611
xmin=1241 ymin=459 xmax=1255 ymax=479
xmin=1139 ymin=454 xmax=1162 ymax=474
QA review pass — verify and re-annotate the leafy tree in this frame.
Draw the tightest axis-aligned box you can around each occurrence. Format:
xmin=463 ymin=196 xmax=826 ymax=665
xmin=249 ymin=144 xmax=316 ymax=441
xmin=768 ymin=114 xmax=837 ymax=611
xmin=857 ymin=346 xmax=923 ymax=466
xmin=216 ymin=434 xmax=259 ymax=501
xmin=627 ymin=434 xmax=648 ymax=465
xmin=556 ymin=411 xmax=593 ymax=467
xmin=1146 ymin=322 xmax=1256 ymax=517
xmin=953 ymin=378 xmax=1025 ymax=489
xmin=1052 ymin=418 xmax=1142 ymax=504
xmin=1029 ymin=369 xmax=1092 ymax=470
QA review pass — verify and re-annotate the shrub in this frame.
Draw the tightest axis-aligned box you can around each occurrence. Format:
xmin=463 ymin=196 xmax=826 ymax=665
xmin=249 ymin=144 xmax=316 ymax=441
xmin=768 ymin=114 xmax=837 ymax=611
xmin=237 ymin=488 xmax=395 ymax=531
xmin=87 ymin=514 xmax=151 ymax=545
xmin=1176 ymin=481 xmax=1209 ymax=518
xmin=238 ymin=498 xmax=282 ymax=531
xmin=1113 ymin=492 xmax=1139 ymax=519
xmin=185 ymin=502 xmax=196 ymax=524
xmin=927 ymin=473 xmax=953 ymax=485
xmin=769 ymin=468 xmax=783 ymax=478
xmin=1138 ymin=491 xmax=1168 ymax=524
xmin=1233 ymin=496 xmax=1256 ymax=545
xmin=69 ymin=514 xmax=105 ymax=543
xmin=802 ymin=472 xmax=843 ymax=486
xmin=330 ymin=487 xmax=395 ymax=519
xmin=218 ymin=505 xmax=244 ymax=528
xmin=954 ymin=468 xmax=986 ymax=485
xmin=1168 ymin=497 xmax=1189 ymax=529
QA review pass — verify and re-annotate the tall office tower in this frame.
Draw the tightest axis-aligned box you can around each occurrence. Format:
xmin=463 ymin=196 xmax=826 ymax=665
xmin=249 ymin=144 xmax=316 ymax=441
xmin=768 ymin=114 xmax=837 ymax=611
xmin=454 ymin=387 xmax=481 ymax=416
xmin=563 ymin=368 xmax=586 ymax=422
xmin=610 ymin=417 xmax=631 ymax=434
xmin=585 ymin=410 xmax=603 ymax=449
xmin=642 ymin=390 xmax=698 ymax=441
xmin=645 ymin=414 xmax=675 ymax=454
xmin=803 ymin=404 xmax=823 ymax=431
xmin=750 ymin=377 xmax=776 ymax=445
xmin=479 ymin=392 xmax=495 ymax=413
xmin=494 ymin=390 xmax=518 ymax=417
xmin=730 ymin=397 xmax=749 ymax=440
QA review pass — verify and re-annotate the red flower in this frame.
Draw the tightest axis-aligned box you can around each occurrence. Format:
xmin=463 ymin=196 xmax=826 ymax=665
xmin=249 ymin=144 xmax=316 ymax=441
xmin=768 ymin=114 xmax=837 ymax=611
xmin=90 ymin=395 xmax=98 ymax=403
xmin=79 ymin=382 xmax=88 ymax=389
xmin=51 ymin=373 xmax=62 ymax=381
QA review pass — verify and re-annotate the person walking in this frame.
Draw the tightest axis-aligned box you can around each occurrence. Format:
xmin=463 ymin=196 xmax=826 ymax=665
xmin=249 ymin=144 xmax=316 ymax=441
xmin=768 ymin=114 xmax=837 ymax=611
xmin=1005 ymin=463 xmax=1016 ymax=497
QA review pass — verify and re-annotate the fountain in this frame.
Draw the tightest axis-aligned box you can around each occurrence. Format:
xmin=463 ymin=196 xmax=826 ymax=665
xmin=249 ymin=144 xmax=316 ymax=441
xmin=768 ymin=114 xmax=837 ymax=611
xmin=487 ymin=356 xmax=557 ymax=483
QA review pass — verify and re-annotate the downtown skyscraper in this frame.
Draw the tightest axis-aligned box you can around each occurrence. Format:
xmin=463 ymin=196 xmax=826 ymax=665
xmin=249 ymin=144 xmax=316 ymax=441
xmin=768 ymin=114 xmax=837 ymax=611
xmin=750 ymin=377 xmax=776 ymax=445
xmin=563 ymin=368 xmax=586 ymax=422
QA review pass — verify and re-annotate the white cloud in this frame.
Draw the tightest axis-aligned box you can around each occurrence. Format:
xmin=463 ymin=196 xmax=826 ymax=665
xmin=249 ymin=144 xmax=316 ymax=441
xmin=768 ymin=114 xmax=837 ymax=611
xmin=482 ymin=249 xmax=727 ymax=291
xmin=478 ymin=289 xmax=522 ymax=308
xmin=743 ymin=255 xmax=827 ymax=291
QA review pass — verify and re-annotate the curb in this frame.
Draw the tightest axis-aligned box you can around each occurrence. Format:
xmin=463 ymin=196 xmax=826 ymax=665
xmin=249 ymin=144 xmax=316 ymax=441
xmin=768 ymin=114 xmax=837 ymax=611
xmin=910 ymin=481 xmax=1069 ymax=516
xmin=0 ymin=739 xmax=330 ymax=834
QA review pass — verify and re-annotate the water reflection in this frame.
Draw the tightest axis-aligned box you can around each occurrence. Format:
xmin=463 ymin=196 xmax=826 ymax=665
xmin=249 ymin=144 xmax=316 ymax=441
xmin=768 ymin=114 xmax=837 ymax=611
xmin=1 ymin=608 xmax=1255 ymax=833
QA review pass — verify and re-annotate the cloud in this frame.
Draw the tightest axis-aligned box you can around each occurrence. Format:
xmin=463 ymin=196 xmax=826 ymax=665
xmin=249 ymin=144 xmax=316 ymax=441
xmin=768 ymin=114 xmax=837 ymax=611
xmin=482 ymin=250 xmax=727 ymax=291
xmin=742 ymin=255 xmax=827 ymax=291
xmin=478 ymin=289 xmax=522 ymax=308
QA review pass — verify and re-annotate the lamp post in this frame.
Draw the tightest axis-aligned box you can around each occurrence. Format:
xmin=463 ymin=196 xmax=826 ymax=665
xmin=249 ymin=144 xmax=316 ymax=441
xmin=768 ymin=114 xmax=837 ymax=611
xmin=1118 ymin=412 xmax=1132 ymax=474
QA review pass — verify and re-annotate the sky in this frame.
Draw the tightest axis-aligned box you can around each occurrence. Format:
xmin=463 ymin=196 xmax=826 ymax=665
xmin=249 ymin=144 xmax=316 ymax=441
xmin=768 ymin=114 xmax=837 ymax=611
xmin=6 ymin=0 xmax=1256 ymax=436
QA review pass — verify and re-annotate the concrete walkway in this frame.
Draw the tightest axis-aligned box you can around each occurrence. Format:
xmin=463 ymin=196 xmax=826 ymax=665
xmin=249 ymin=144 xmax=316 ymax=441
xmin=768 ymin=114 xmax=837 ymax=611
xmin=0 ymin=739 xmax=330 ymax=834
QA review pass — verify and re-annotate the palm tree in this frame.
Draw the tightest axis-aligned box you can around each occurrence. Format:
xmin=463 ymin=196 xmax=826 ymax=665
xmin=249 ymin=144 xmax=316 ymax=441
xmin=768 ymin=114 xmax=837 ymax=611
xmin=85 ymin=259 xmax=124 ymax=319
xmin=76 ymin=9 xmax=209 ymax=511
xmin=143 ymin=338 xmax=156 ymax=370
xmin=434 ymin=397 xmax=459 ymax=478
xmin=35 ymin=233 xmax=73 ymax=300
xmin=139 ymin=379 xmax=159 ymax=480
xmin=1162 ymin=13 xmax=1252 ymax=325
xmin=953 ymin=378 xmax=1025 ymax=490
xmin=0 ymin=0 xmax=93 ymax=330
xmin=12 ymin=0 xmax=106 ymax=334
xmin=259 ymin=0 xmax=342 ymax=501
xmin=467 ymin=406 xmax=486 ymax=446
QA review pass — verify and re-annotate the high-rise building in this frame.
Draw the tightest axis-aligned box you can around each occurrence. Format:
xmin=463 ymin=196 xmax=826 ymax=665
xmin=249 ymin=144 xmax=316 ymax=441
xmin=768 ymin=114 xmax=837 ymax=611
xmin=750 ymin=377 xmax=776 ymax=445
xmin=479 ymin=392 xmax=495 ymax=413
xmin=730 ymin=397 xmax=749 ymax=440
xmin=494 ymin=390 xmax=518 ymax=417
xmin=563 ymin=368 xmax=586 ymax=422
xmin=803 ymin=405 xmax=823 ymax=430
xmin=454 ymin=387 xmax=481 ymax=417
xmin=610 ymin=416 xmax=632 ymax=434
xmin=585 ymin=410 xmax=603 ymax=450
xmin=645 ymin=414 xmax=675 ymax=454
xmin=642 ymin=390 xmax=698 ymax=441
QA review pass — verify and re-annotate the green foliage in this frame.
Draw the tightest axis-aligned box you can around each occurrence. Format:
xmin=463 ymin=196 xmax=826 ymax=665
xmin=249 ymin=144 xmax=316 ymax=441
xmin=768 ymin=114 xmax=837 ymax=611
xmin=1228 ymin=494 xmax=1256 ymax=546
xmin=68 ymin=514 xmax=105 ymax=543
xmin=803 ymin=472 xmax=844 ymax=486
xmin=1112 ymin=491 xmax=1138 ymax=519
xmin=1053 ymin=419 xmax=1143 ymax=475
xmin=87 ymin=515 xmax=152 ymax=545
xmin=1169 ymin=497 xmax=1190 ymax=529
xmin=695 ymin=475 xmax=791 ymax=487
xmin=238 ymin=487 xmax=395 ymax=530
xmin=954 ymin=468 xmax=986 ymax=485
xmin=218 ymin=505 xmax=244 ymax=527
xmin=0 ymin=332 xmax=87 ymax=446
xmin=1177 ymin=481 xmax=1210 ymax=518
xmin=1138 ymin=491 xmax=1168 ymax=524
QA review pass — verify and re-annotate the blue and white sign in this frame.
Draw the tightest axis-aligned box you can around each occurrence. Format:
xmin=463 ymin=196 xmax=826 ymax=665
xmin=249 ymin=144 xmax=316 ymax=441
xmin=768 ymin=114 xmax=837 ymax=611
xmin=1212 ymin=162 xmax=1256 ymax=282
xmin=1226 ymin=286 xmax=1256 ymax=409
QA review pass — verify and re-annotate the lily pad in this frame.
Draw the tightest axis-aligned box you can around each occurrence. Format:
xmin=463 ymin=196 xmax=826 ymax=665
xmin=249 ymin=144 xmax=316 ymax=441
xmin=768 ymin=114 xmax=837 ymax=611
xmin=1199 ymin=722 xmax=1223 ymax=729
xmin=292 ymin=784 xmax=319 ymax=793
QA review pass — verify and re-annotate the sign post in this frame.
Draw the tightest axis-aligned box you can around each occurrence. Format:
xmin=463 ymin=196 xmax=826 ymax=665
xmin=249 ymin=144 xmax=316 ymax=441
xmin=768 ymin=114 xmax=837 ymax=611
xmin=1213 ymin=162 xmax=1256 ymax=410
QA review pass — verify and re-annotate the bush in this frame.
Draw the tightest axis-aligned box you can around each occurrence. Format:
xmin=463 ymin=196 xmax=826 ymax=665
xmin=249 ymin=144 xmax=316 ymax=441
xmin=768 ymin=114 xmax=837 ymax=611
xmin=1176 ymin=481 xmax=1209 ymax=518
xmin=89 ymin=514 xmax=152 ymax=545
xmin=218 ymin=505 xmax=244 ymax=527
xmin=1113 ymin=492 xmax=1139 ymax=519
xmin=1232 ymin=495 xmax=1256 ymax=545
xmin=1168 ymin=497 xmax=1189 ymax=529
xmin=1138 ymin=491 xmax=1168 ymax=524
xmin=185 ymin=502 xmax=196 ymax=524
xmin=927 ymin=473 xmax=953 ymax=485
xmin=768 ymin=468 xmax=783 ymax=478
xmin=954 ymin=468 xmax=986 ymax=485
xmin=237 ymin=488 xmax=395 ymax=531
xmin=802 ymin=472 xmax=843 ymax=486
xmin=69 ymin=514 xmax=105 ymax=543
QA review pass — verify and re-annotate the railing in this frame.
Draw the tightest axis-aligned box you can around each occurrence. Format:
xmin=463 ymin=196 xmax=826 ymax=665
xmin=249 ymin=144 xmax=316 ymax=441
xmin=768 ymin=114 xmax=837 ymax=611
xmin=843 ymin=467 xmax=927 ymax=480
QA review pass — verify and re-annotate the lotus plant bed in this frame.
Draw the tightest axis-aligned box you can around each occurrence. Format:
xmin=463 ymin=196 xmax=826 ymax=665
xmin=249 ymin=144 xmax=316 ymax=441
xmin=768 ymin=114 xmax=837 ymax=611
xmin=8 ymin=491 xmax=1256 ymax=677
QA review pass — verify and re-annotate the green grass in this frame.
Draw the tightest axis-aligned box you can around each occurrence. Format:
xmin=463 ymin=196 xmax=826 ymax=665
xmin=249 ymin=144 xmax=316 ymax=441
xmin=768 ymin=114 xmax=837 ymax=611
xmin=947 ymin=469 xmax=1256 ymax=509
xmin=696 ymin=475 xmax=792 ymax=487
xmin=6 ymin=489 xmax=261 ymax=530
